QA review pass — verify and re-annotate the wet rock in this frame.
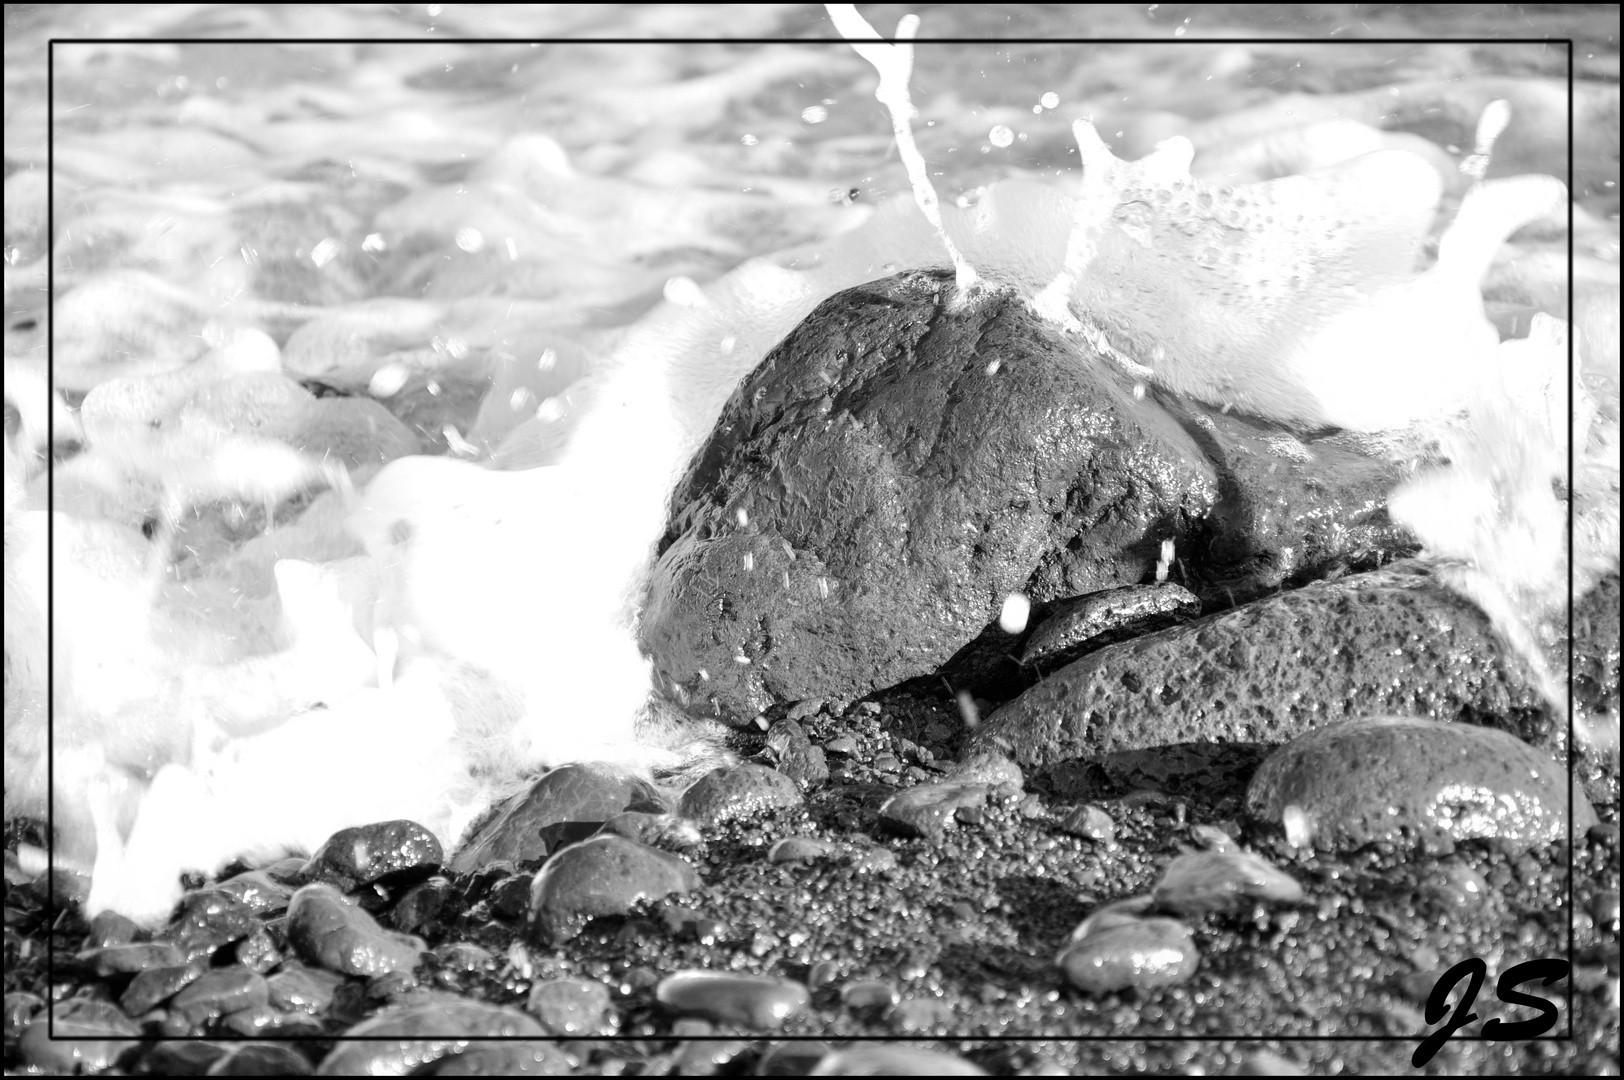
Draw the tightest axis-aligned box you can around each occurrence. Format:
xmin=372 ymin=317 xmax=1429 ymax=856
xmin=1056 ymin=804 xmax=1116 ymax=842
xmin=301 ymin=820 xmax=443 ymax=892
xmin=79 ymin=941 xmax=185 ymax=975
xmin=142 ymin=1041 xmax=230 ymax=1076
xmin=679 ymin=763 xmax=804 ymax=824
xmin=390 ymin=878 xmax=452 ymax=936
xmin=452 ymin=763 xmax=666 ymax=872
xmin=527 ymin=977 xmax=616 ymax=1036
xmin=758 ymin=1041 xmax=834 ymax=1075
xmin=768 ymin=836 xmax=839 ymax=863
xmin=1189 ymin=824 xmax=1237 ymax=852
xmin=1246 ymin=716 xmax=1599 ymax=852
xmin=214 ymin=870 xmax=295 ymax=916
xmin=597 ymin=811 xmax=703 ymax=851
xmin=840 ymin=979 xmax=900 ymax=1012
xmin=1058 ymin=916 xmax=1200 ymax=994
xmin=1022 ymin=583 xmax=1202 ymax=668
xmin=235 ymin=925 xmax=282 ymax=973
xmin=645 ymin=272 xmax=1412 ymax=722
xmin=119 ymin=963 xmax=201 ymax=1015
xmin=654 ymin=970 xmax=809 ymax=1029
xmin=977 ymin=562 xmax=1558 ymax=768
xmin=2 ymin=992 xmax=42 ymax=1041
xmin=765 ymin=718 xmax=831 ymax=787
xmin=16 ymin=999 xmax=139 ymax=1073
xmin=527 ymin=834 xmax=701 ymax=944
xmin=84 ymin=910 xmax=140 ymax=948
xmin=879 ymin=781 xmax=995 ymax=841
xmin=170 ymin=968 xmax=269 ymax=1025
xmin=161 ymin=890 xmax=258 ymax=962
xmin=315 ymin=999 xmax=547 ymax=1074
xmin=208 ymin=1042 xmax=315 ymax=1076
xmin=489 ymin=873 xmax=534 ymax=920
xmin=946 ymin=750 xmax=1025 ymax=789
xmin=266 ymin=964 xmax=344 ymax=1015
xmin=433 ymin=1042 xmax=574 ymax=1075
xmin=809 ymin=1045 xmax=988 ymax=1075
xmin=287 ymin=883 xmax=426 ymax=977
xmin=1151 ymin=851 xmax=1304 ymax=915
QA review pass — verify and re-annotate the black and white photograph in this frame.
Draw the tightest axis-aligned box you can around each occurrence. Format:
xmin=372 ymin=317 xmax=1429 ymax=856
xmin=2 ymin=3 xmax=1618 ymax=1074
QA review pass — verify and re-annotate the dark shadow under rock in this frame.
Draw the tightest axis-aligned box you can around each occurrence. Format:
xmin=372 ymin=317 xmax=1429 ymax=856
xmin=644 ymin=271 xmax=1414 ymax=725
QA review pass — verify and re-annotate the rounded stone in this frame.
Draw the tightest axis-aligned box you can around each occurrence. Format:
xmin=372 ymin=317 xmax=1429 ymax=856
xmin=1245 ymin=716 xmax=1599 ymax=853
xmin=654 ymin=970 xmax=810 ymax=1029
xmin=301 ymin=819 xmax=443 ymax=892
xmin=316 ymin=1000 xmax=547 ymax=1074
xmin=1058 ymin=917 xmax=1199 ymax=994
xmin=809 ymin=1046 xmax=988 ymax=1075
xmin=679 ymin=763 xmax=804 ymax=825
xmin=1151 ymin=850 xmax=1304 ymax=915
xmin=768 ymin=837 xmax=839 ymax=863
xmin=527 ymin=833 xmax=701 ymax=945
xmin=287 ymin=883 xmax=426 ymax=977
xmin=528 ymin=977 xmax=616 ymax=1036
xmin=17 ymin=1000 xmax=140 ymax=1074
xmin=453 ymin=763 xmax=666 ymax=872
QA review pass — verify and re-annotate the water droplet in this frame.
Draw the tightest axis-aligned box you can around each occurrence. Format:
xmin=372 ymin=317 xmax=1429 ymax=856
xmin=368 ymin=364 xmax=410 ymax=398
xmin=735 ymin=507 xmax=750 ymax=527
xmin=743 ymin=552 xmax=754 ymax=572
xmin=537 ymin=348 xmax=557 ymax=372
xmin=740 ymin=133 xmax=759 ymax=146
xmin=309 ymin=238 xmax=339 ymax=268
xmin=985 ymin=359 xmax=1002 ymax=376
xmin=509 ymin=387 xmax=535 ymax=411
xmin=1040 ymin=92 xmax=1060 ymax=109
xmin=455 ymin=227 xmax=484 ymax=253
xmin=719 ymin=335 xmax=737 ymax=354
xmin=988 ymin=125 xmax=1014 ymax=148
xmin=663 ymin=276 xmax=706 ymax=308
xmin=801 ymin=105 xmax=829 ymax=124
xmin=999 ymin=593 xmax=1030 ymax=634
xmin=362 ymin=233 xmax=386 ymax=253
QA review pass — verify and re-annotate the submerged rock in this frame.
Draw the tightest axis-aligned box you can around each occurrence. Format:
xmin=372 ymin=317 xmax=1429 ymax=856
xmin=645 ymin=272 xmax=1414 ymax=723
xmin=975 ymin=561 xmax=1557 ymax=768
xmin=1245 ymin=715 xmax=1598 ymax=853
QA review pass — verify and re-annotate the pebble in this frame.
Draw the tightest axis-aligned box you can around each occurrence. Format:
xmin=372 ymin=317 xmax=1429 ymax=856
xmin=390 ymin=877 xmax=453 ymax=935
xmin=879 ymin=781 xmax=995 ymax=840
xmin=1190 ymin=823 xmax=1237 ymax=851
xmin=528 ymin=977 xmax=617 ymax=1036
xmin=1021 ymin=583 xmax=1200 ymax=665
xmin=208 ymin=1042 xmax=315 ymax=1076
xmin=266 ymin=965 xmax=344 ymax=1014
xmin=170 ymin=968 xmax=269 ymax=1024
xmin=840 ymin=979 xmax=900 ymax=1012
xmin=597 ymin=811 xmax=703 ymax=851
xmin=452 ymin=763 xmax=665 ymax=872
xmin=489 ymin=873 xmax=534 ymax=919
xmin=1056 ymin=804 xmax=1116 ymax=842
xmin=758 ymin=1042 xmax=834 ymax=1075
xmin=654 ymin=970 xmax=809 ymax=1029
xmin=768 ymin=836 xmax=839 ymax=863
xmin=301 ymin=819 xmax=443 ymax=892
xmin=119 ymin=962 xmax=201 ymax=1015
xmin=765 ymin=717 xmax=831 ymax=787
xmin=84 ymin=910 xmax=140 ymax=948
xmin=1246 ymin=716 xmax=1597 ymax=852
xmin=287 ymin=883 xmax=426 ymax=977
xmin=1152 ymin=850 xmax=1304 ymax=915
xmin=79 ymin=941 xmax=184 ymax=975
xmin=825 ymin=735 xmax=859 ymax=755
xmin=432 ymin=1042 xmax=574 ymax=1075
xmin=160 ymin=889 xmax=257 ymax=962
xmin=3 ymin=992 xmax=42 ymax=1041
xmin=808 ymin=1046 xmax=988 ymax=1075
xmin=887 ymin=996 xmax=949 ymax=1032
xmin=214 ymin=869 xmax=297 ymax=915
xmin=17 ymin=999 xmax=140 ymax=1073
xmin=679 ymin=763 xmax=804 ymax=824
xmin=845 ymin=845 xmax=899 ymax=872
xmin=315 ymin=999 xmax=548 ymax=1074
xmin=527 ymin=833 xmax=701 ymax=944
xmin=673 ymin=1038 xmax=750 ymax=1075
xmin=1058 ymin=916 xmax=1199 ymax=994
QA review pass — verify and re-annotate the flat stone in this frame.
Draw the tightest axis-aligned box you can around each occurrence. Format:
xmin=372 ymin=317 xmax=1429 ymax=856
xmin=879 ymin=781 xmax=994 ymax=841
xmin=119 ymin=963 xmax=201 ymax=1015
xmin=286 ymin=883 xmax=426 ymax=977
xmin=679 ymin=763 xmax=803 ymax=824
xmin=1022 ymin=583 xmax=1201 ymax=667
xmin=1056 ymin=804 xmax=1116 ymax=842
xmin=1245 ymin=715 xmax=1599 ymax=852
xmin=78 ymin=941 xmax=184 ymax=976
xmin=655 ymin=970 xmax=809 ymax=1029
xmin=977 ymin=562 xmax=1558 ymax=768
xmin=301 ymin=819 xmax=443 ymax=892
xmin=527 ymin=834 xmax=701 ymax=945
xmin=16 ymin=1000 xmax=140 ymax=1074
xmin=453 ymin=763 xmax=666 ymax=872
xmin=315 ymin=999 xmax=547 ymax=1075
xmin=768 ymin=837 xmax=839 ymax=863
xmin=1058 ymin=916 xmax=1200 ymax=994
xmin=1151 ymin=851 xmax=1304 ymax=915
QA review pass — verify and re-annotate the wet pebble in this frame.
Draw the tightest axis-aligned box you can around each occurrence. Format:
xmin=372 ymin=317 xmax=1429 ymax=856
xmin=315 ymin=999 xmax=547 ymax=1074
xmin=452 ymin=763 xmax=664 ymax=872
xmin=825 ymin=735 xmax=859 ymax=756
xmin=679 ymin=763 xmax=804 ymax=824
xmin=1056 ymin=804 xmax=1116 ymax=842
xmin=3 ymin=992 xmax=42 ymax=1041
xmin=287 ymin=883 xmax=426 ymax=977
xmin=673 ymin=1038 xmax=750 ymax=1075
xmin=654 ymin=970 xmax=809 ymax=1029
xmin=766 ymin=717 xmax=831 ymax=787
xmin=208 ymin=1042 xmax=314 ymax=1076
xmin=1021 ymin=582 xmax=1200 ymax=666
xmin=1190 ymin=823 xmax=1237 ymax=851
xmin=390 ymin=877 xmax=453 ymax=935
xmin=527 ymin=833 xmax=701 ymax=944
xmin=758 ymin=1041 xmax=834 ymax=1075
xmin=267 ymin=965 xmax=344 ymax=1015
xmin=597 ymin=811 xmax=703 ymax=851
xmin=1058 ymin=916 xmax=1199 ymax=994
xmin=17 ymin=999 xmax=140 ymax=1073
xmin=809 ymin=1045 xmax=987 ymax=1075
xmin=85 ymin=910 xmax=140 ymax=948
xmin=1152 ymin=850 xmax=1304 ymax=915
xmin=235 ymin=925 xmax=282 ymax=973
xmin=840 ymin=979 xmax=899 ymax=1012
xmin=79 ymin=941 xmax=185 ymax=975
xmin=213 ymin=869 xmax=296 ymax=916
xmin=1246 ymin=716 xmax=1597 ymax=852
xmin=879 ymin=781 xmax=995 ymax=840
xmin=161 ymin=889 xmax=257 ymax=961
xmin=769 ymin=836 xmax=839 ymax=863
xmin=528 ymin=977 xmax=616 ymax=1036
xmin=119 ymin=962 xmax=201 ymax=1015
xmin=170 ymin=968 xmax=269 ymax=1024
xmin=301 ymin=820 xmax=443 ymax=892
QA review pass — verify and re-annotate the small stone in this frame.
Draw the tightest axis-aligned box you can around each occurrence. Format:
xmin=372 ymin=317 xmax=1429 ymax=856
xmin=490 ymin=874 xmax=534 ymax=920
xmin=452 ymin=763 xmax=665 ymax=872
xmin=674 ymin=1038 xmax=749 ymax=1075
xmin=287 ymin=883 xmax=426 ymax=977
xmin=846 ymin=846 xmax=899 ymax=873
xmin=679 ymin=763 xmax=804 ymax=824
xmin=209 ymin=1042 xmax=315 ymax=1076
xmin=302 ymin=819 xmax=443 ymax=892
xmin=171 ymin=968 xmax=269 ymax=1026
xmin=432 ymin=1042 xmax=574 ymax=1075
xmin=1249 ymin=716 xmax=1598 ymax=853
xmin=160 ymin=889 xmax=257 ymax=961
xmin=527 ymin=834 xmax=701 ymax=944
xmin=840 ymin=979 xmax=899 ymax=1012
xmin=1057 ymin=804 xmax=1116 ymax=842
xmin=758 ymin=1041 xmax=834 ymax=1075
xmin=655 ymin=970 xmax=809 ymax=1029
xmin=528 ymin=977 xmax=616 ymax=1036
xmin=119 ymin=963 xmax=202 ymax=1015
xmin=267 ymin=965 xmax=344 ymax=1015
xmin=597 ymin=811 xmax=703 ymax=851
xmin=809 ymin=1046 xmax=988 ymax=1075
xmin=947 ymin=750 xmax=1025 ymax=788
xmin=1189 ymin=823 xmax=1236 ymax=851
xmin=825 ymin=736 xmax=859 ymax=756
xmin=316 ymin=1000 xmax=547 ymax=1073
xmin=766 ymin=718 xmax=831 ymax=787
xmin=390 ymin=878 xmax=452 ymax=936
xmin=768 ymin=837 xmax=839 ymax=863
xmin=17 ymin=1000 xmax=140 ymax=1073
xmin=214 ymin=869 xmax=297 ymax=915
xmin=1152 ymin=850 xmax=1303 ymax=916
xmin=1058 ymin=917 xmax=1199 ymax=994
xmin=78 ymin=941 xmax=185 ymax=976
xmin=235 ymin=925 xmax=282 ymax=973
xmin=84 ymin=910 xmax=140 ymax=948
xmin=879 ymin=781 xmax=994 ymax=840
